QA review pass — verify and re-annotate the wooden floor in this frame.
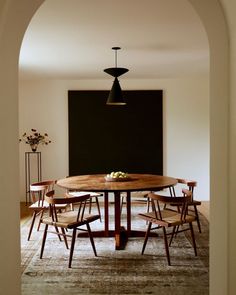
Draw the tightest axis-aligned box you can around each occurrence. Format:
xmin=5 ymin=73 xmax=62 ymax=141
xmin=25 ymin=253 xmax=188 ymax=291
xmin=198 ymin=201 xmax=209 ymax=221
xmin=20 ymin=203 xmax=31 ymax=218
xmin=20 ymin=203 xmax=32 ymax=225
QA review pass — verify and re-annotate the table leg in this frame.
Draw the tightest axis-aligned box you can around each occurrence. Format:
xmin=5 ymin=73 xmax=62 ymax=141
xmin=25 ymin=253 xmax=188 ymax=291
xmin=114 ymin=191 xmax=129 ymax=250
xmin=104 ymin=191 xmax=109 ymax=237
xmin=126 ymin=191 xmax=131 ymax=235
xmin=114 ymin=191 xmax=121 ymax=249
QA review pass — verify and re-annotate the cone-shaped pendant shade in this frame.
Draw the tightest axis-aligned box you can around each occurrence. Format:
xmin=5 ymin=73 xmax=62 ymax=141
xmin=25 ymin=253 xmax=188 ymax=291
xmin=106 ymin=77 xmax=126 ymax=105
xmin=104 ymin=67 xmax=129 ymax=77
xmin=104 ymin=47 xmax=128 ymax=105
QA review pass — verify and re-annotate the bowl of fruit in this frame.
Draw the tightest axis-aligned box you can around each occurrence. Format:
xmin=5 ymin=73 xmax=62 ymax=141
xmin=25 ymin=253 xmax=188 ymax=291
xmin=105 ymin=171 xmax=130 ymax=182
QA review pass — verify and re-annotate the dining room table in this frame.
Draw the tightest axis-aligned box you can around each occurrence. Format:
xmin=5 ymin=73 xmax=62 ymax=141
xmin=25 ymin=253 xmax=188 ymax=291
xmin=57 ymin=173 xmax=178 ymax=250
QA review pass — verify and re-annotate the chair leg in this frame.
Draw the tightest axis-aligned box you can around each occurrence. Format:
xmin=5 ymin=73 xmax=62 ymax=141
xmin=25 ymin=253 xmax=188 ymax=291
xmin=145 ymin=198 xmax=151 ymax=225
xmin=68 ymin=228 xmax=77 ymax=268
xmin=141 ymin=222 xmax=152 ymax=255
xmin=172 ymin=224 xmax=180 ymax=239
xmin=89 ymin=197 xmax=102 ymax=222
xmin=54 ymin=226 xmax=62 ymax=241
xmin=162 ymin=227 xmax=171 ymax=266
xmin=86 ymin=223 xmax=97 ymax=256
xmin=189 ymin=222 xmax=197 ymax=256
xmin=194 ymin=205 xmax=202 ymax=233
xmin=95 ymin=197 xmax=102 ymax=222
xmin=27 ymin=211 xmax=37 ymax=241
xmin=37 ymin=210 xmax=44 ymax=231
xmin=89 ymin=198 xmax=92 ymax=214
xmin=61 ymin=227 xmax=69 ymax=249
xmin=40 ymin=224 xmax=48 ymax=259
xmin=120 ymin=196 xmax=125 ymax=214
xmin=169 ymin=226 xmax=176 ymax=247
xmin=146 ymin=197 xmax=150 ymax=212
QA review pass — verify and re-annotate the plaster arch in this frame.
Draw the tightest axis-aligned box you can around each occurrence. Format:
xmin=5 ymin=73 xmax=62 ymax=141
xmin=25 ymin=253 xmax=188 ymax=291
xmin=0 ymin=0 xmax=230 ymax=294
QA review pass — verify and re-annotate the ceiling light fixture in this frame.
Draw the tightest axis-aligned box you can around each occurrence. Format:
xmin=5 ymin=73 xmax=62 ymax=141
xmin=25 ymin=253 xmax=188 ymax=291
xmin=104 ymin=47 xmax=129 ymax=105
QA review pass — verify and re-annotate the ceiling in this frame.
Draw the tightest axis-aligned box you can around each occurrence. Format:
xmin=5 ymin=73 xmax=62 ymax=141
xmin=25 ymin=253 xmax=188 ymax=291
xmin=19 ymin=0 xmax=209 ymax=80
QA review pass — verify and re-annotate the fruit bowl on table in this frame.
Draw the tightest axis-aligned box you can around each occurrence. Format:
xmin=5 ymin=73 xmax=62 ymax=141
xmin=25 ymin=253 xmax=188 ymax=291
xmin=104 ymin=176 xmax=131 ymax=182
xmin=104 ymin=172 xmax=130 ymax=182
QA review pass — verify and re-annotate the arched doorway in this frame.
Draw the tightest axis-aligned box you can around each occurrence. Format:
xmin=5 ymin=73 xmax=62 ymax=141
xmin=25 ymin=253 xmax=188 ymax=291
xmin=0 ymin=0 xmax=229 ymax=294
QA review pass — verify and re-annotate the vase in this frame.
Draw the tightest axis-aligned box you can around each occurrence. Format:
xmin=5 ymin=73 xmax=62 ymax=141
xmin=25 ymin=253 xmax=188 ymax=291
xmin=30 ymin=143 xmax=38 ymax=152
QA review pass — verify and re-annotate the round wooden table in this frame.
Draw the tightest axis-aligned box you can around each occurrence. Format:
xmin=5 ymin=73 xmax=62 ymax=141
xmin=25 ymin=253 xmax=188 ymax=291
xmin=57 ymin=174 xmax=177 ymax=250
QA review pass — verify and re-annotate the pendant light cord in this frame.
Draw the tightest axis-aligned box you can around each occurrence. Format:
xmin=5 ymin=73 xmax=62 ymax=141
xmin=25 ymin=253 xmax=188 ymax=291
xmin=112 ymin=46 xmax=121 ymax=68
xmin=115 ymin=49 xmax=117 ymax=68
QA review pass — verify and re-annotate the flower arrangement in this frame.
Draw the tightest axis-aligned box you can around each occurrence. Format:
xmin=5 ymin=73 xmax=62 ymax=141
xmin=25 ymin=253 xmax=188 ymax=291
xmin=19 ymin=129 xmax=51 ymax=152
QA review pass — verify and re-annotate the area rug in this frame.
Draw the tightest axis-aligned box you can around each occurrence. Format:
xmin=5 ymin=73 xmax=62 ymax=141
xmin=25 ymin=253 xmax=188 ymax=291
xmin=21 ymin=204 xmax=209 ymax=295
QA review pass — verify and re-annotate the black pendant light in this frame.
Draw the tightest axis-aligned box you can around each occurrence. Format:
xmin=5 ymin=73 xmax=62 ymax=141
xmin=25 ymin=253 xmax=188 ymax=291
xmin=104 ymin=47 xmax=129 ymax=105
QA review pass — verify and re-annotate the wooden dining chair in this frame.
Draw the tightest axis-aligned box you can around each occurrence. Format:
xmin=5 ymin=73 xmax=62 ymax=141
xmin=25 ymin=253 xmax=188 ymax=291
xmin=65 ymin=175 xmax=102 ymax=221
xmin=40 ymin=190 xmax=100 ymax=268
xmin=120 ymin=191 xmax=151 ymax=214
xmin=169 ymin=178 xmax=202 ymax=233
xmin=27 ymin=180 xmax=54 ymax=240
xmin=67 ymin=191 xmax=103 ymax=222
xmin=27 ymin=180 xmax=67 ymax=241
xmin=138 ymin=189 xmax=197 ymax=265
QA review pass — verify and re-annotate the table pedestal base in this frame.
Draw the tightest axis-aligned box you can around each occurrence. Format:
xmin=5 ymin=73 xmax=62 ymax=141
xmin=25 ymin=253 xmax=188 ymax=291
xmin=77 ymin=228 xmax=158 ymax=250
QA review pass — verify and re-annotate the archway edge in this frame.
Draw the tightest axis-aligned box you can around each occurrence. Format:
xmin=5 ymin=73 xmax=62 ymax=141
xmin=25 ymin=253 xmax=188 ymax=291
xmin=189 ymin=1 xmax=229 ymax=294
xmin=0 ymin=0 xmax=229 ymax=294
xmin=0 ymin=1 xmax=45 ymax=295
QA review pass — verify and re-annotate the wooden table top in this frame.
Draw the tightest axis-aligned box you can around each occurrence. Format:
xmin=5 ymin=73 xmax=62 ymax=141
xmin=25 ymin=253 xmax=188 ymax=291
xmin=57 ymin=174 xmax=177 ymax=192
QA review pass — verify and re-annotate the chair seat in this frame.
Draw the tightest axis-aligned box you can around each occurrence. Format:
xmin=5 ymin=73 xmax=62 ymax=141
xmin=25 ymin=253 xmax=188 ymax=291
xmin=68 ymin=191 xmax=102 ymax=197
xmin=189 ymin=200 xmax=201 ymax=206
xmin=138 ymin=209 xmax=196 ymax=227
xmin=29 ymin=200 xmax=67 ymax=210
xmin=55 ymin=203 xmax=68 ymax=209
xmin=42 ymin=211 xmax=100 ymax=228
xmin=29 ymin=200 xmax=49 ymax=209
xmin=170 ymin=200 xmax=201 ymax=207
xmin=121 ymin=191 xmax=150 ymax=198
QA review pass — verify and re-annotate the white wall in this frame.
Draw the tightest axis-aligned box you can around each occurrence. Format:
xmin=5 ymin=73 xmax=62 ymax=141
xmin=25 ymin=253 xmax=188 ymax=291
xmin=19 ymin=77 xmax=209 ymax=201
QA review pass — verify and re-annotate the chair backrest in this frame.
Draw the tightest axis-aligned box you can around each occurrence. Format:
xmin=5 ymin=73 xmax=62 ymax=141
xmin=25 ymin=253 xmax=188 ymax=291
xmin=30 ymin=180 xmax=56 ymax=206
xmin=45 ymin=190 xmax=91 ymax=223
xmin=169 ymin=178 xmax=197 ymax=200
xmin=148 ymin=189 xmax=192 ymax=222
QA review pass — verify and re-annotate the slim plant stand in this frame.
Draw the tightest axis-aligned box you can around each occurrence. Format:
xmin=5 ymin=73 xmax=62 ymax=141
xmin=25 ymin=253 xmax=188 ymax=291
xmin=25 ymin=151 xmax=42 ymax=204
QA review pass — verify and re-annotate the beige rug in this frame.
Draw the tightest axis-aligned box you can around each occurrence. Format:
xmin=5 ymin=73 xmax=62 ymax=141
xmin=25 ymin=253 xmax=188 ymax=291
xmin=21 ymin=204 xmax=209 ymax=295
